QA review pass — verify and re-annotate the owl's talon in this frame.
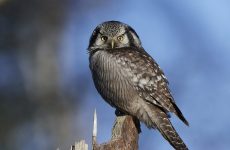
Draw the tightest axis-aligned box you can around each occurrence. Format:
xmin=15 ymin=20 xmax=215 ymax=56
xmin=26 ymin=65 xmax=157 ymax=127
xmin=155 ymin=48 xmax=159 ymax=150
xmin=115 ymin=109 xmax=125 ymax=116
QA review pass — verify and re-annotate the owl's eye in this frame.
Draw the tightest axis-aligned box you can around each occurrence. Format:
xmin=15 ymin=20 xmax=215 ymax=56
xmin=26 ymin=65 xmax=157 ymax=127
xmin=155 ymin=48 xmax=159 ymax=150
xmin=101 ymin=36 xmax=108 ymax=41
xmin=117 ymin=35 xmax=124 ymax=41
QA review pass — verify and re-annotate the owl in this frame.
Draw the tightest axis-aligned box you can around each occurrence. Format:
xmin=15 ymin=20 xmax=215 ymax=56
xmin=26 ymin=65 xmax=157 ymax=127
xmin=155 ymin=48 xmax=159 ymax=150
xmin=88 ymin=21 xmax=189 ymax=150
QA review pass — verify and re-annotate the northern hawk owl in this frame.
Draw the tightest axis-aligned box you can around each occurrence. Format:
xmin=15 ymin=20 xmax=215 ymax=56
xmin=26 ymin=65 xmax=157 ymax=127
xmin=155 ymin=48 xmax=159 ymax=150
xmin=88 ymin=21 xmax=189 ymax=150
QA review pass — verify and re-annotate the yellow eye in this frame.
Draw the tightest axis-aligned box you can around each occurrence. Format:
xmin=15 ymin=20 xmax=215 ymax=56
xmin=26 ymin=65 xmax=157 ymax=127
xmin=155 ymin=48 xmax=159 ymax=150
xmin=117 ymin=35 xmax=124 ymax=41
xmin=101 ymin=36 xmax=108 ymax=41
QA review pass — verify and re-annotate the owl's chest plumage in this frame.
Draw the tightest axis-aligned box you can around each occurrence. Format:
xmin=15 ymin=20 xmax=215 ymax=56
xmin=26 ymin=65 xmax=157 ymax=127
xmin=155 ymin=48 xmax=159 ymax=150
xmin=89 ymin=49 xmax=140 ymax=111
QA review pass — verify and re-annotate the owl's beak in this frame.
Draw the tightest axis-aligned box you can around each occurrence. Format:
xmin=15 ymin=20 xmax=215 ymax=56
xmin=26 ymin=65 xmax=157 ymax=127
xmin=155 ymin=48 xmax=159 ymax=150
xmin=111 ymin=40 xmax=115 ymax=49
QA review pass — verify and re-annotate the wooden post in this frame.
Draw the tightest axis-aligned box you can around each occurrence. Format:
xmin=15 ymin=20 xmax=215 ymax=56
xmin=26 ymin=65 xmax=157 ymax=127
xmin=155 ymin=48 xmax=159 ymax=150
xmin=94 ymin=116 xmax=139 ymax=150
xmin=72 ymin=110 xmax=140 ymax=150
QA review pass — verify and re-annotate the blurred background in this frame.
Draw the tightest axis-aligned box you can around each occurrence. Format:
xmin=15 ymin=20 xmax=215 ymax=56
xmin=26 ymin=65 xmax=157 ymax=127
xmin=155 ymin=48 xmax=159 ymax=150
xmin=0 ymin=0 xmax=230 ymax=149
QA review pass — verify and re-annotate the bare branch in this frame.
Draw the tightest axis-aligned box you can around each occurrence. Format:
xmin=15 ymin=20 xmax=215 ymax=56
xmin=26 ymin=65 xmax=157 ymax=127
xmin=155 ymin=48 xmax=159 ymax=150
xmin=92 ymin=109 xmax=97 ymax=148
xmin=72 ymin=112 xmax=140 ymax=150
xmin=93 ymin=115 xmax=139 ymax=150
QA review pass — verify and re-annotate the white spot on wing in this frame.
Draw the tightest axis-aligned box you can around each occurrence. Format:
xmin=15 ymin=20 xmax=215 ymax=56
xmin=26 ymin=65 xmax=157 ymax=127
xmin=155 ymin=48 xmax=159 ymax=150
xmin=157 ymin=75 xmax=162 ymax=81
xmin=133 ymin=76 xmax=138 ymax=82
xmin=139 ymin=78 xmax=148 ymax=85
xmin=162 ymin=74 xmax=167 ymax=80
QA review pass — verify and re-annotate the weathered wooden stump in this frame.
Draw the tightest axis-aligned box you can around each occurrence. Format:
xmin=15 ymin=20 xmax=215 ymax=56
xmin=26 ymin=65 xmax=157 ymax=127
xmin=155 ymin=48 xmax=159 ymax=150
xmin=93 ymin=115 xmax=139 ymax=150
xmin=72 ymin=110 xmax=140 ymax=150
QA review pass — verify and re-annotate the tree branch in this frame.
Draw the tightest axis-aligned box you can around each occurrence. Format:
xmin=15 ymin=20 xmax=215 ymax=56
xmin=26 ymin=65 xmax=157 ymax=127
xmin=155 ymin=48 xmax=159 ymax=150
xmin=72 ymin=111 xmax=140 ymax=150
xmin=93 ymin=115 xmax=140 ymax=150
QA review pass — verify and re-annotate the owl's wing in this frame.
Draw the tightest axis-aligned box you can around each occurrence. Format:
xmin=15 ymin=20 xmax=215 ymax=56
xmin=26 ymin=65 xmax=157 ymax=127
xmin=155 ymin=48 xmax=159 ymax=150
xmin=121 ymin=49 xmax=189 ymax=126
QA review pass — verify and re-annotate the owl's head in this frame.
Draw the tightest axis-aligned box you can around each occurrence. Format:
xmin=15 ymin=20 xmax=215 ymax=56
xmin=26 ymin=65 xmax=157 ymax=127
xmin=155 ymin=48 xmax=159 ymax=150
xmin=88 ymin=21 xmax=142 ymax=51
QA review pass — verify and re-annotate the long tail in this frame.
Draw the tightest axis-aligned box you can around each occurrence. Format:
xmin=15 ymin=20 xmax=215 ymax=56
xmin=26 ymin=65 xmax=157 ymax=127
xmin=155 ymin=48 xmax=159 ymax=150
xmin=146 ymin=104 xmax=189 ymax=150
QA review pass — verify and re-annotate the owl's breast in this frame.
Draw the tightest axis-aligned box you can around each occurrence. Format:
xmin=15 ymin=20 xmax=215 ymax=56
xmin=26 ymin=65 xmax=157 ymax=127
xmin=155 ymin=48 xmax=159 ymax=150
xmin=89 ymin=50 xmax=138 ymax=111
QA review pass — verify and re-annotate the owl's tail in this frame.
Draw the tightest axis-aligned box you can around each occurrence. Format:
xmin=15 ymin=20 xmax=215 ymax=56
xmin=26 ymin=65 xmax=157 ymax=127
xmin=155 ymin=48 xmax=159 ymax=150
xmin=145 ymin=104 xmax=189 ymax=150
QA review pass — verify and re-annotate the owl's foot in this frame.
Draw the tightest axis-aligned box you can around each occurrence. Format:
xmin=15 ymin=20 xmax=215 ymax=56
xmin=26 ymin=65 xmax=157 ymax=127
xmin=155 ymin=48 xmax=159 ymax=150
xmin=115 ymin=109 xmax=126 ymax=116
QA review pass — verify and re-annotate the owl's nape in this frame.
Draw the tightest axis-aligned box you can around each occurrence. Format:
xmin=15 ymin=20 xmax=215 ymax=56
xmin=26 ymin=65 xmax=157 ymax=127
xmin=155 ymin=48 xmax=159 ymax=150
xmin=88 ymin=21 xmax=189 ymax=150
